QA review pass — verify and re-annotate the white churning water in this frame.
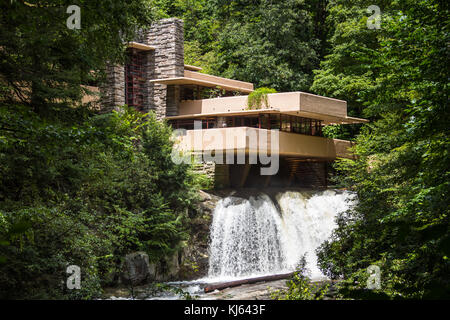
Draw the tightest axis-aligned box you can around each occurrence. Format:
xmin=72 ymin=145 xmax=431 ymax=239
xmin=207 ymin=190 xmax=355 ymax=281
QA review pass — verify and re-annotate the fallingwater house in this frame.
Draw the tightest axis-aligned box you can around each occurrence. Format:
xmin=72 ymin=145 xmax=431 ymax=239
xmin=94 ymin=18 xmax=368 ymax=189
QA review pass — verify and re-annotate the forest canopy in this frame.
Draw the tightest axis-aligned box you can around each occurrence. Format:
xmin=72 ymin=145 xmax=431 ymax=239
xmin=1 ymin=0 xmax=449 ymax=299
xmin=139 ymin=0 xmax=450 ymax=299
xmin=0 ymin=0 xmax=203 ymax=299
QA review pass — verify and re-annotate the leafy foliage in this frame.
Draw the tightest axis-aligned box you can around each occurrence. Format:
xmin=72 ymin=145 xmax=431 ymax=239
xmin=0 ymin=0 xmax=153 ymax=115
xmin=0 ymin=109 xmax=204 ymax=297
xmin=154 ymin=0 xmax=327 ymax=91
xmin=0 ymin=106 xmax=203 ymax=299
xmin=0 ymin=1 xmax=209 ymax=299
xmin=1 ymin=0 xmax=448 ymax=301
xmin=271 ymin=258 xmax=329 ymax=300
xmin=247 ymin=87 xmax=277 ymax=110
xmin=316 ymin=0 xmax=450 ymax=299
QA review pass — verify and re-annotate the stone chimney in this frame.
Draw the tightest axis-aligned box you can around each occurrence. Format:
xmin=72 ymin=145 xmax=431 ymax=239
xmin=141 ymin=18 xmax=184 ymax=118
xmin=101 ymin=18 xmax=184 ymax=118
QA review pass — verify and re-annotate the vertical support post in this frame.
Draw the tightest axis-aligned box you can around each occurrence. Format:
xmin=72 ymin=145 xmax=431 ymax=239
xmin=238 ymin=164 xmax=252 ymax=188
xmin=263 ymin=175 xmax=272 ymax=188
xmin=196 ymin=85 xmax=202 ymax=100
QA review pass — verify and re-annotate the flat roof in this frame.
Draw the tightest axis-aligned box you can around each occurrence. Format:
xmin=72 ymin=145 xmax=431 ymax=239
xmin=151 ymin=77 xmax=253 ymax=93
xmin=127 ymin=42 xmax=155 ymax=51
xmin=151 ymin=70 xmax=254 ymax=93
xmin=165 ymin=109 xmax=369 ymax=125
xmin=184 ymin=64 xmax=202 ymax=71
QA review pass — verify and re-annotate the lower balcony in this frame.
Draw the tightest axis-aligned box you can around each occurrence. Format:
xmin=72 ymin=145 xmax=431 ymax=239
xmin=173 ymin=127 xmax=355 ymax=160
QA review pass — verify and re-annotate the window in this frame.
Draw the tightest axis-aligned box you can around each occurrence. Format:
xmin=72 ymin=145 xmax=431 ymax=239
xmin=125 ymin=49 xmax=146 ymax=110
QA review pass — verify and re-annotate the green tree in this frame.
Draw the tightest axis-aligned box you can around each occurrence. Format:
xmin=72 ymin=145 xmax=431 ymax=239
xmin=0 ymin=107 xmax=202 ymax=299
xmin=317 ymin=0 xmax=450 ymax=299
xmin=311 ymin=0 xmax=393 ymax=139
xmin=0 ymin=0 xmax=152 ymax=115
xmin=151 ymin=0 xmax=220 ymax=73
xmin=211 ymin=0 xmax=322 ymax=91
xmin=153 ymin=0 xmax=330 ymax=89
xmin=0 ymin=1 xmax=206 ymax=299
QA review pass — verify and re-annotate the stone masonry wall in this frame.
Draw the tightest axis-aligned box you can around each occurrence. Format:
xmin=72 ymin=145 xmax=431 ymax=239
xmin=141 ymin=49 xmax=155 ymax=114
xmin=192 ymin=161 xmax=231 ymax=189
xmin=101 ymin=18 xmax=184 ymax=118
xmin=100 ymin=64 xmax=125 ymax=113
xmin=140 ymin=18 xmax=184 ymax=119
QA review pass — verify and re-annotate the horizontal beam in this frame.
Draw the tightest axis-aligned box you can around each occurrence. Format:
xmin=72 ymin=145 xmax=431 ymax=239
xmin=184 ymin=64 xmax=202 ymax=71
xmin=173 ymin=92 xmax=368 ymax=125
xmin=173 ymin=127 xmax=356 ymax=160
xmin=127 ymin=42 xmax=155 ymax=51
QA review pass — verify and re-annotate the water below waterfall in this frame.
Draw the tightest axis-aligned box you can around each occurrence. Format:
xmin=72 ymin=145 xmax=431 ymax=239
xmin=207 ymin=189 xmax=355 ymax=281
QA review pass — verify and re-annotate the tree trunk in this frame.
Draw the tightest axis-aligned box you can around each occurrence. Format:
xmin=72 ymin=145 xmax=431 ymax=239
xmin=204 ymin=272 xmax=294 ymax=293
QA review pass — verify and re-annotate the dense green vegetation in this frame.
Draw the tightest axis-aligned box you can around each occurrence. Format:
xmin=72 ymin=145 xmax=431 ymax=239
xmin=153 ymin=0 xmax=328 ymax=91
xmin=155 ymin=0 xmax=449 ymax=299
xmin=247 ymin=87 xmax=277 ymax=110
xmin=1 ymin=0 xmax=448 ymax=299
xmin=271 ymin=258 xmax=330 ymax=300
xmin=315 ymin=0 xmax=450 ymax=299
xmin=0 ymin=107 xmax=202 ymax=299
xmin=0 ymin=1 xmax=204 ymax=299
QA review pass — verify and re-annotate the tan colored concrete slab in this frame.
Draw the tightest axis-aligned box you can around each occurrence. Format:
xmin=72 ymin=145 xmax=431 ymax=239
xmin=173 ymin=127 xmax=356 ymax=160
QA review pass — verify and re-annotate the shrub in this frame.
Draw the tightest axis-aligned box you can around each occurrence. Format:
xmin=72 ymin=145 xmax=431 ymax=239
xmin=247 ymin=87 xmax=277 ymax=110
xmin=0 ymin=105 xmax=204 ymax=299
xmin=271 ymin=258 xmax=329 ymax=300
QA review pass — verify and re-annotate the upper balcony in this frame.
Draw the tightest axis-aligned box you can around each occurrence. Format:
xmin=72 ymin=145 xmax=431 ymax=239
xmin=151 ymin=69 xmax=254 ymax=93
xmin=169 ymin=91 xmax=368 ymax=125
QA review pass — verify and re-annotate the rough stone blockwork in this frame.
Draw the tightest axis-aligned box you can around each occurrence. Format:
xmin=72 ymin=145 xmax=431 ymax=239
xmin=193 ymin=160 xmax=216 ymax=177
xmin=141 ymin=49 xmax=154 ymax=113
xmin=139 ymin=18 xmax=184 ymax=119
xmin=100 ymin=65 xmax=125 ymax=113
xmin=101 ymin=18 xmax=184 ymax=118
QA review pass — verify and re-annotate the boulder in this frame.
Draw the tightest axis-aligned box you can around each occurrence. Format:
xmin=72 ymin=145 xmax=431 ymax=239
xmin=121 ymin=251 xmax=154 ymax=285
xmin=198 ymin=190 xmax=212 ymax=202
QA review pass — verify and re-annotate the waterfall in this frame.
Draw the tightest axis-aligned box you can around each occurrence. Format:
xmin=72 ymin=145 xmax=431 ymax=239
xmin=207 ymin=190 xmax=355 ymax=281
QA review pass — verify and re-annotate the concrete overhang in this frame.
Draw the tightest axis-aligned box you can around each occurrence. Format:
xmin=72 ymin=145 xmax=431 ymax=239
xmin=127 ymin=42 xmax=155 ymax=51
xmin=172 ymin=92 xmax=369 ymax=125
xmin=173 ymin=127 xmax=356 ymax=160
xmin=184 ymin=64 xmax=202 ymax=71
xmin=166 ymin=108 xmax=278 ymax=119
xmin=151 ymin=70 xmax=254 ymax=93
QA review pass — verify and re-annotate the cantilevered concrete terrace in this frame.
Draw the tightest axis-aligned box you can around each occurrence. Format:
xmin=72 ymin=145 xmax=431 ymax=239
xmin=167 ymin=92 xmax=367 ymax=160
xmin=173 ymin=127 xmax=356 ymax=160
xmin=151 ymin=69 xmax=254 ymax=93
xmin=170 ymin=92 xmax=367 ymax=125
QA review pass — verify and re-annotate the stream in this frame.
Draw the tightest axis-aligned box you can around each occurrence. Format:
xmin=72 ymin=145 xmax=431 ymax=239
xmin=107 ymin=189 xmax=355 ymax=300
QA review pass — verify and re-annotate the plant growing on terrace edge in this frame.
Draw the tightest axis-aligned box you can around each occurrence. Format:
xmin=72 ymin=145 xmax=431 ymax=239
xmin=247 ymin=87 xmax=277 ymax=110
